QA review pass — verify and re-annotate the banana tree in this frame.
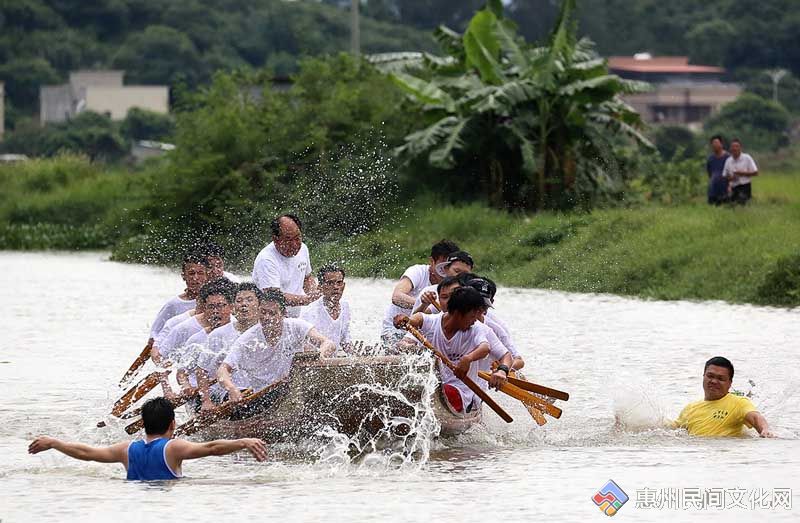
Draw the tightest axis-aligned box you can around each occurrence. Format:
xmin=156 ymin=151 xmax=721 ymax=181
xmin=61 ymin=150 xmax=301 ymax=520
xmin=389 ymin=0 xmax=652 ymax=210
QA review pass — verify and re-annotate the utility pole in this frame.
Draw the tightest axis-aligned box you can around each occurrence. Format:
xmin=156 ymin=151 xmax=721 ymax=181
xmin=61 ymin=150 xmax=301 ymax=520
xmin=351 ymin=0 xmax=360 ymax=56
xmin=765 ymin=68 xmax=788 ymax=103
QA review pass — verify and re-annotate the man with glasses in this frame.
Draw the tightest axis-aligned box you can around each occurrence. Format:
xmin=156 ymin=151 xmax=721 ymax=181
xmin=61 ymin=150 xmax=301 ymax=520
xmin=673 ymin=356 xmax=774 ymax=437
xmin=252 ymin=214 xmax=320 ymax=317
xmin=300 ymin=264 xmax=352 ymax=352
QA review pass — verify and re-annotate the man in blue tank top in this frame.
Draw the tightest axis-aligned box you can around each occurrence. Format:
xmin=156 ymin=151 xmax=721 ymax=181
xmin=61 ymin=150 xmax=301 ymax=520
xmin=28 ymin=397 xmax=268 ymax=480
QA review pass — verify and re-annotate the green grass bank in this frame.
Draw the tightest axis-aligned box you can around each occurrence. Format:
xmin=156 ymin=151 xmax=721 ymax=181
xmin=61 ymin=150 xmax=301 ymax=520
xmin=315 ymin=171 xmax=800 ymax=307
xmin=1 ymin=155 xmax=799 ymax=307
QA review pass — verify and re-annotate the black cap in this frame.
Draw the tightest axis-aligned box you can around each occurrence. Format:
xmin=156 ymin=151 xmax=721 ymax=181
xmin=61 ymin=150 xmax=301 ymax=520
xmin=464 ymin=278 xmax=494 ymax=308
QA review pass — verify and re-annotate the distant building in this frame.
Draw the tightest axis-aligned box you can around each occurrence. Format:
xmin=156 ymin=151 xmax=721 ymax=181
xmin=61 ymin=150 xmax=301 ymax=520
xmin=609 ymin=54 xmax=741 ymax=126
xmin=40 ymin=70 xmax=169 ymax=124
xmin=0 ymin=81 xmax=4 ymax=141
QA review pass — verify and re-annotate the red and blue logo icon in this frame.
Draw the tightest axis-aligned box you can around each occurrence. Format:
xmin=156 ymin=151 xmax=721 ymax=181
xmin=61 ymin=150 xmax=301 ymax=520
xmin=592 ymin=479 xmax=629 ymax=516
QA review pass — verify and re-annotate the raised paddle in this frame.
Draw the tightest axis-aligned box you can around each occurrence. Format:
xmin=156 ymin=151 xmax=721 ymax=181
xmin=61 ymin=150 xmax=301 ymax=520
xmin=503 ymin=375 xmax=569 ymax=402
xmin=401 ymin=322 xmax=513 ymax=423
xmin=488 ymin=361 xmax=569 ymax=402
xmin=121 ymin=380 xmax=219 ymax=434
xmin=174 ymin=381 xmax=286 ymax=437
xmin=111 ymin=370 xmax=170 ymax=417
xmin=478 ymin=371 xmax=562 ymax=419
xmin=120 ymin=339 xmax=154 ymax=386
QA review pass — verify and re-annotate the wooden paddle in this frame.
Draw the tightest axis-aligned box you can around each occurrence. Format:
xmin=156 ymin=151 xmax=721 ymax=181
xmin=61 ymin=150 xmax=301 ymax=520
xmin=478 ymin=371 xmax=562 ymax=419
xmin=173 ymin=381 xmax=286 ymax=437
xmin=110 ymin=370 xmax=170 ymax=417
xmin=503 ymin=375 xmax=569 ymax=402
xmin=401 ymin=322 xmax=513 ymax=423
xmin=119 ymin=339 xmax=154 ymax=386
xmin=121 ymin=380 xmax=219 ymax=434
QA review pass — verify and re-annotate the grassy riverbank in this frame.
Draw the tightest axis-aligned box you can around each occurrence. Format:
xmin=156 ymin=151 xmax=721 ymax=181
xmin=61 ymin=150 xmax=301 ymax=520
xmin=316 ymin=169 xmax=800 ymax=307
xmin=1 ymin=154 xmax=799 ymax=307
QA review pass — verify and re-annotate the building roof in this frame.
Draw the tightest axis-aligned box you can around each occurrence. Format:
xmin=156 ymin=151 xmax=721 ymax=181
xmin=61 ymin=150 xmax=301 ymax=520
xmin=608 ymin=55 xmax=725 ymax=74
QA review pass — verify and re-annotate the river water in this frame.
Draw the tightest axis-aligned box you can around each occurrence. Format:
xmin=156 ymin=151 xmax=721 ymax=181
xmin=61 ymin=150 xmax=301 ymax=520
xmin=1 ymin=251 xmax=798 ymax=522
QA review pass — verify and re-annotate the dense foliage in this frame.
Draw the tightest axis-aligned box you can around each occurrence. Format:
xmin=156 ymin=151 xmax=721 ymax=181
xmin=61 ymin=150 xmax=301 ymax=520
xmin=704 ymin=93 xmax=791 ymax=152
xmin=0 ymin=0 xmax=434 ymax=122
xmin=390 ymin=0 xmax=651 ymax=211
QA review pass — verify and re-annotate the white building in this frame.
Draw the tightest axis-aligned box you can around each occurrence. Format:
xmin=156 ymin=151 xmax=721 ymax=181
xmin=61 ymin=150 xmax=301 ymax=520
xmin=40 ymin=70 xmax=169 ymax=124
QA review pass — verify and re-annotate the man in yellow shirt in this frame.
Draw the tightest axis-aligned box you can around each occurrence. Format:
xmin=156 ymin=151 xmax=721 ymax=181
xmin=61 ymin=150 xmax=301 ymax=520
xmin=674 ymin=356 xmax=775 ymax=437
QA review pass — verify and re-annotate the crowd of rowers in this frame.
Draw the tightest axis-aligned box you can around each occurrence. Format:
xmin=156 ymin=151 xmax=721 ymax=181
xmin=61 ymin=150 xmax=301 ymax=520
xmin=147 ymin=214 xmax=519 ymax=416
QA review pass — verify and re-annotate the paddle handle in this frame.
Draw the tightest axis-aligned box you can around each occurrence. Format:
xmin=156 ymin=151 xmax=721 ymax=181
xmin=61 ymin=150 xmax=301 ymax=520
xmin=402 ymin=323 xmax=513 ymax=423
xmin=120 ymin=340 xmax=153 ymax=386
xmin=505 ymin=375 xmax=569 ymax=401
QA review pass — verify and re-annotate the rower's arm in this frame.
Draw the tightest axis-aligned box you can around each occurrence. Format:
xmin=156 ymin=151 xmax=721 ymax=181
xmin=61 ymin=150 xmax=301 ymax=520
xmin=196 ymin=369 xmax=215 ymax=410
xmin=744 ymin=411 xmax=775 ymax=438
xmin=305 ymin=328 xmax=336 ymax=358
xmin=391 ymin=277 xmax=416 ymax=309
xmin=166 ymin=438 xmax=268 ymax=463
xmin=217 ymin=363 xmax=239 ymax=398
xmin=28 ymin=437 xmax=129 ymax=466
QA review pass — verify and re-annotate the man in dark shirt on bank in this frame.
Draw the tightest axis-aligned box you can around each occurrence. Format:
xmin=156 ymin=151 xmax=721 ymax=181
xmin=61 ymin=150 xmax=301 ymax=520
xmin=706 ymin=135 xmax=730 ymax=205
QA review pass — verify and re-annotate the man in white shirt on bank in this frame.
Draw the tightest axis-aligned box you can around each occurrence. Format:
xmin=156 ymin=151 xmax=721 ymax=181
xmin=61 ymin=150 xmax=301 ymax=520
xmin=252 ymin=214 xmax=320 ymax=318
xmin=300 ymin=264 xmax=352 ymax=352
xmin=722 ymin=138 xmax=759 ymax=205
xmin=380 ymin=239 xmax=460 ymax=343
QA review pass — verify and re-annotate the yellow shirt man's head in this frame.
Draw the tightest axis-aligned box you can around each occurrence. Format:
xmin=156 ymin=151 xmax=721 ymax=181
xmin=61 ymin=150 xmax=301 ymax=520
xmin=703 ymin=356 xmax=735 ymax=401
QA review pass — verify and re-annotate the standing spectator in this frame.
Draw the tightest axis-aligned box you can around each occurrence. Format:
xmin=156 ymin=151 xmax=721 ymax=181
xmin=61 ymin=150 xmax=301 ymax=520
xmin=706 ymin=135 xmax=730 ymax=205
xmin=723 ymin=139 xmax=759 ymax=205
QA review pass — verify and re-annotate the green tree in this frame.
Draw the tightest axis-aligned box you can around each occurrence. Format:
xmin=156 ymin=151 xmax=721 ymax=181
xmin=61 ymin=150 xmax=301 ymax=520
xmin=0 ymin=57 xmax=61 ymax=113
xmin=704 ymin=93 xmax=791 ymax=151
xmin=111 ymin=25 xmax=205 ymax=85
xmin=120 ymin=108 xmax=175 ymax=141
xmin=390 ymin=0 xmax=651 ymax=210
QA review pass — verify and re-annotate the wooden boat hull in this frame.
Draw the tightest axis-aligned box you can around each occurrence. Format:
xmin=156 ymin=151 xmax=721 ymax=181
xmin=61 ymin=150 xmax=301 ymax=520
xmin=199 ymin=353 xmax=481 ymax=444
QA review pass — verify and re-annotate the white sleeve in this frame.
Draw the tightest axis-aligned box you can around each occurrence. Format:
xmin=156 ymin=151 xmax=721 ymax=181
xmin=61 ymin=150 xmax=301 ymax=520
xmin=341 ymin=303 xmax=352 ymax=344
xmin=222 ymin=341 xmax=244 ymax=371
xmin=485 ymin=328 xmax=510 ymax=361
xmin=722 ymin=158 xmax=733 ymax=178
xmin=303 ymin=245 xmax=312 ymax=277
xmin=489 ymin=316 xmax=519 ymax=357
xmin=253 ymin=258 xmax=281 ymax=289
xmin=748 ymin=155 xmax=758 ymax=172
xmin=402 ymin=265 xmax=427 ymax=294
xmin=149 ymin=301 xmax=175 ymax=338
xmin=159 ymin=326 xmax=182 ymax=359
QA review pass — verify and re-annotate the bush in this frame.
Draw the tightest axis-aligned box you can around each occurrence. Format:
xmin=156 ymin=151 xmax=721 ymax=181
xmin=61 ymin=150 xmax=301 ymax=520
xmin=755 ymin=253 xmax=800 ymax=307
xmin=704 ymin=93 xmax=791 ymax=151
xmin=628 ymin=153 xmax=707 ymax=205
xmin=651 ymin=125 xmax=701 ymax=160
xmin=120 ymin=108 xmax=176 ymax=142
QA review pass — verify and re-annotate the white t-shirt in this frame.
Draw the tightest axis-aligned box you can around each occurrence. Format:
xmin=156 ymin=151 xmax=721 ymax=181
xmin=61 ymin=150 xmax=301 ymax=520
xmin=155 ymin=310 xmax=193 ymax=347
xmin=484 ymin=310 xmax=519 ymax=358
xmin=252 ymin=242 xmax=312 ymax=317
xmin=160 ymin=316 xmax=204 ymax=361
xmin=407 ymin=313 xmax=502 ymax=407
xmin=723 ymin=153 xmax=758 ymax=187
xmin=149 ymin=296 xmax=195 ymax=339
xmin=222 ymin=319 xmax=313 ymax=391
xmin=300 ymin=298 xmax=351 ymax=348
xmin=222 ymin=271 xmax=241 ymax=283
xmin=381 ymin=264 xmax=433 ymax=337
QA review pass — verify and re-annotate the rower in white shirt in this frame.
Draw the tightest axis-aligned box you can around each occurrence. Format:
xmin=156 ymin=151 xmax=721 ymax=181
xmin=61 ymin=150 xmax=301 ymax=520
xmin=380 ymin=240 xmax=461 ymax=343
xmin=217 ymin=290 xmax=336 ymax=418
xmin=300 ymin=264 xmax=352 ymax=352
xmin=147 ymin=253 xmax=209 ymax=346
xmin=395 ymin=287 xmax=511 ymax=413
xmin=252 ymin=214 xmax=320 ymax=318
xmin=196 ymin=283 xmax=263 ymax=411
